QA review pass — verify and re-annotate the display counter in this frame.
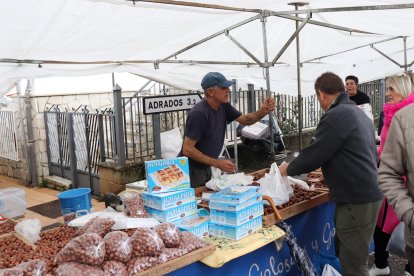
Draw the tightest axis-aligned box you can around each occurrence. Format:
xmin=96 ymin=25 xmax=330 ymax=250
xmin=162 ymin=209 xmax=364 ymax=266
xmin=169 ymin=201 xmax=336 ymax=276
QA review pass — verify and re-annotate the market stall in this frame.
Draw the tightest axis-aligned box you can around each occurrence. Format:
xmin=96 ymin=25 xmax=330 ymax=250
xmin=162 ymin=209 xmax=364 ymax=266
xmin=0 ymin=163 xmax=335 ymax=276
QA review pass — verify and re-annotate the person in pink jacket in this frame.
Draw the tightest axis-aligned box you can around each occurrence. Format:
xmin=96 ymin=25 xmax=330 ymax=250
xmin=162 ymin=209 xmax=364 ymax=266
xmin=370 ymin=73 xmax=414 ymax=276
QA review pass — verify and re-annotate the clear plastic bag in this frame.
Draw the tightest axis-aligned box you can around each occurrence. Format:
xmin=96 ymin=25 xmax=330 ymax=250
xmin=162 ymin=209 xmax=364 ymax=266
xmin=178 ymin=232 xmax=205 ymax=252
xmin=155 ymin=222 xmax=181 ymax=248
xmin=130 ymin=228 xmax=164 ymax=257
xmin=0 ymin=259 xmax=46 ymax=276
xmin=123 ymin=192 xmax=149 ymax=218
xmin=103 ymin=231 xmax=132 ymax=263
xmin=14 ymin=219 xmax=42 ymax=243
xmin=160 ymin=248 xmax=188 ymax=261
xmin=55 ymin=233 xmax=106 ymax=266
xmin=102 ymin=261 xmax=128 ymax=276
xmin=18 ymin=259 xmax=47 ymax=276
xmin=0 ymin=268 xmax=24 ymax=276
xmin=126 ymin=257 xmax=161 ymax=275
xmin=55 ymin=262 xmax=105 ymax=276
xmin=77 ymin=217 xmax=115 ymax=238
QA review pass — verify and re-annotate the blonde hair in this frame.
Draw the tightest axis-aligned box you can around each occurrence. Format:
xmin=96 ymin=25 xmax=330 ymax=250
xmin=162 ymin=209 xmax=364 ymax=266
xmin=386 ymin=73 xmax=414 ymax=99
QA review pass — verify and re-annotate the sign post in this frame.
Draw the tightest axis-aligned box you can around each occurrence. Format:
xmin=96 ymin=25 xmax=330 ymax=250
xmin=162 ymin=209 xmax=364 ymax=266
xmin=143 ymin=93 xmax=202 ymax=115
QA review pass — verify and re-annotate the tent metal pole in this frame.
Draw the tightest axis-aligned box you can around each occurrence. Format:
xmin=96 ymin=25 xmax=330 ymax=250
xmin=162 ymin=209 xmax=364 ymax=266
xmin=273 ymin=13 xmax=375 ymax=34
xmin=260 ymin=11 xmax=276 ymax=162
xmin=135 ymin=0 xmax=261 ymax=13
xmin=303 ymin=37 xmax=401 ymax=64
xmin=370 ymin=45 xmax=402 ymax=68
xmin=271 ymin=14 xmax=310 ymax=65
xmin=0 ymin=59 xmax=260 ymax=67
xmin=231 ymin=80 xmax=239 ymax=172
xmin=272 ymin=4 xmax=414 ymax=16
xmin=16 ymin=81 xmax=31 ymax=186
xmin=289 ymin=2 xmax=307 ymax=151
xmin=157 ymin=14 xmax=260 ymax=66
xmin=225 ymin=32 xmax=262 ymax=65
xmin=24 ymin=79 xmax=38 ymax=186
xmin=404 ymin=37 xmax=408 ymax=72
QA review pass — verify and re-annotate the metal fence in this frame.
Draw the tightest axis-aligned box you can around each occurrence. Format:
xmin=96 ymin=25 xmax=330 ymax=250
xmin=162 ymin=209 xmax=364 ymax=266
xmin=0 ymin=110 xmax=18 ymax=161
xmin=359 ymin=79 xmax=386 ymax=118
xmin=44 ymin=106 xmax=115 ymax=195
xmin=120 ymin=89 xmax=322 ymax=162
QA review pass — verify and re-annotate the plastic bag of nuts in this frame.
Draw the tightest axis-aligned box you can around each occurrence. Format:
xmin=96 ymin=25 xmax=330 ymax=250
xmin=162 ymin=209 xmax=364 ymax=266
xmin=102 ymin=261 xmax=128 ymax=276
xmin=178 ymin=232 xmax=205 ymax=252
xmin=103 ymin=231 xmax=132 ymax=263
xmin=155 ymin=222 xmax=181 ymax=248
xmin=123 ymin=192 xmax=149 ymax=218
xmin=0 ymin=268 xmax=24 ymax=276
xmin=55 ymin=262 xmax=105 ymax=276
xmin=55 ymin=233 xmax=106 ymax=266
xmin=76 ymin=217 xmax=115 ymax=238
xmin=127 ymin=256 xmax=163 ymax=275
xmin=18 ymin=259 xmax=47 ymax=276
xmin=160 ymin=248 xmax=188 ymax=261
xmin=130 ymin=228 xmax=164 ymax=257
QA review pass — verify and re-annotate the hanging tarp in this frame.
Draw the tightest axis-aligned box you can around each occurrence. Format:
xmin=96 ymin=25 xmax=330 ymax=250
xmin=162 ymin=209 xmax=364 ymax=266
xmin=1 ymin=0 xmax=414 ymax=96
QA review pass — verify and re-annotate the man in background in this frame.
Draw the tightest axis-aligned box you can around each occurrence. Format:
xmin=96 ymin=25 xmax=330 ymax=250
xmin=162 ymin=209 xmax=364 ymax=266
xmin=345 ymin=75 xmax=370 ymax=105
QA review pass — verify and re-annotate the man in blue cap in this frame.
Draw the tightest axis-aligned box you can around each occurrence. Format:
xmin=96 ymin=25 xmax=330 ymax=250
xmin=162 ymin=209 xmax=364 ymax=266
xmin=181 ymin=72 xmax=275 ymax=187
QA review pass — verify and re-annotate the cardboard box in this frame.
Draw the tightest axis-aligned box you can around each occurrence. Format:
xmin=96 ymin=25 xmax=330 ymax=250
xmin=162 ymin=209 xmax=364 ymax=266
xmin=210 ymin=201 xmax=263 ymax=226
xmin=142 ymin=188 xmax=195 ymax=210
xmin=208 ymin=193 xmax=262 ymax=211
xmin=175 ymin=209 xmax=210 ymax=238
xmin=209 ymin=216 xmax=262 ymax=240
xmin=209 ymin=186 xmax=259 ymax=205
xmin=145 ymin=157 xmax=190 ymax=193
xmin=146 ymin=200 xmax=197 ymax=222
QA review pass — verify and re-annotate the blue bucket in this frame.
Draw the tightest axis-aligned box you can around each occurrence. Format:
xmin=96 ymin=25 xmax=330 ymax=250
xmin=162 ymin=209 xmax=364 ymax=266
xmin=58 ymin=188 xmax=92 ymax=223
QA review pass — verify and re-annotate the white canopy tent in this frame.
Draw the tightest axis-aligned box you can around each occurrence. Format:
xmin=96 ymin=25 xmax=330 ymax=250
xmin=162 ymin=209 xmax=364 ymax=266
xmin=1 ymin=0 xmax=414 ymax=97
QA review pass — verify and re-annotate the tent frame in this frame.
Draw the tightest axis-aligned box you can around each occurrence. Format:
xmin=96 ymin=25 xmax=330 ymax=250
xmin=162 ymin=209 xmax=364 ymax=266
xmin=4 ymin=1 xmax=414 ymax=162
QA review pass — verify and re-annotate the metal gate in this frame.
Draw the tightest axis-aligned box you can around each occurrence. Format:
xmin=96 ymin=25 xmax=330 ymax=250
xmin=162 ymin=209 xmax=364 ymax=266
xmin=44 ymin=106 xmax=115 ymax=195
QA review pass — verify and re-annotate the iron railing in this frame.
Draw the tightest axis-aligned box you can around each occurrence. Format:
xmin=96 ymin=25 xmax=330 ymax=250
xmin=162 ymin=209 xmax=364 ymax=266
xmin=0 ymin=110 xmax=18 ymax=161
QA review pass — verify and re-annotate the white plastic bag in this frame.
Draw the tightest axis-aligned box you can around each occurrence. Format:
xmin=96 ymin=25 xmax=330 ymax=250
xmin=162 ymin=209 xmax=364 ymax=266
xmin=14 ymin=219 xmax=42 ymax=243
xmin=387 ymin=221 xmax=406 ymax=257
xmin=322 ymin=264 xmax=342 ymax=276
xmin=160 ymin=127 xmax=183 ymax=159
xmin=358 ymin=103 xmax=374 ymax=123
xmin=288 ymin=176 xmax=310 ymax=190
xmin=206 ymin=173 xmax=254 ymax=191
xmin=258 ymin=162 xmax=292 ymax=205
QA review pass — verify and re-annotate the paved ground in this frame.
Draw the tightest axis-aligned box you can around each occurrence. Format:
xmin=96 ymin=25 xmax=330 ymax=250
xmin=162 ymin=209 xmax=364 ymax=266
xmin=0 ymin=174 xmax=105 ymax=228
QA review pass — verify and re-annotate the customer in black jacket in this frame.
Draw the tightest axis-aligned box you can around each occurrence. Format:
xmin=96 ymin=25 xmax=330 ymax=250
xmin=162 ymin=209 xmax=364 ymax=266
xmin=345 ymin=75 xmax=371 ymax=105
xmin=279 ymin=72 xmax=382 ymax=276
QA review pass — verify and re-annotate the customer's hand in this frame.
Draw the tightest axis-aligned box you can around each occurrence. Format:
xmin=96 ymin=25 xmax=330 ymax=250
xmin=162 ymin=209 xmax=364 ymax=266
xmin=278 ymin=162 xmax=289 ymax=176
xmin=215 ymin=159 xmax=236 ymax=173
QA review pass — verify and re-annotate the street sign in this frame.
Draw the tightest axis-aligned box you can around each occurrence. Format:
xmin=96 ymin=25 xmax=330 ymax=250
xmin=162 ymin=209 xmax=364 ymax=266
xmin=143 ymin=93 xmax=202 ymax=114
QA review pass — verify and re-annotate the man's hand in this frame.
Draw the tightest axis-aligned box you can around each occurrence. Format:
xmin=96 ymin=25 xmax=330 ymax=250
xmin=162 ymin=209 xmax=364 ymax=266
xmin=214 ymin=159 xmax=236 ymax=173
xmin=259 ymin=97 xmax=275 ymax=115
xmin=279 ymin=162 xmax=289 ymax=176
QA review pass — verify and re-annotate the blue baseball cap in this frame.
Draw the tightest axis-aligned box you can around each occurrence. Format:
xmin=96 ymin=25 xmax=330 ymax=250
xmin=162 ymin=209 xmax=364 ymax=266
xmin=201 ymin=72 xmax=234 ymax=90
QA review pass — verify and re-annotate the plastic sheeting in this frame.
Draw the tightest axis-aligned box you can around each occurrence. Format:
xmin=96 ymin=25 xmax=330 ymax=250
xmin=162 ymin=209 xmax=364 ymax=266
xmin=1 ymin=0 xmax=414 ymax=96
